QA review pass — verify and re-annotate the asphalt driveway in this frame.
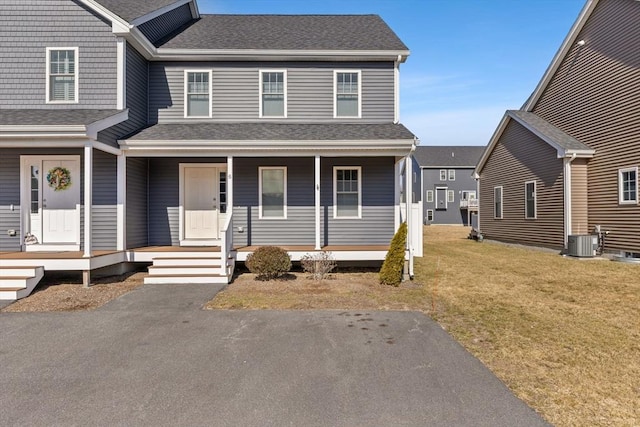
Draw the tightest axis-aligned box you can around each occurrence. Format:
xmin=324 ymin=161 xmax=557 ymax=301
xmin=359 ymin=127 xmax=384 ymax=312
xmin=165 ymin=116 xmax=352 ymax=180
xmin=0 ymin=284 xmax=550 ymax=426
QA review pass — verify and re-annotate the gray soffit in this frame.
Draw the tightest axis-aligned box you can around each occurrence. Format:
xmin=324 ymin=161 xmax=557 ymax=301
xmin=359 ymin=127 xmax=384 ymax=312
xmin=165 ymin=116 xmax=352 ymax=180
xmin=0 ymin=109 xmax=124 ymax=126
xmin=93 ymin=0 xmax=181 ymax=22
xmin=508 ymin=110 xmax=592 ymax=152
xmin=156 ymin=14 xmax=408 ymax=51
xmin=413 ymin=145 xmax=485 ymax=168
xmin=125 ymin=122 xmax=416 ymax=141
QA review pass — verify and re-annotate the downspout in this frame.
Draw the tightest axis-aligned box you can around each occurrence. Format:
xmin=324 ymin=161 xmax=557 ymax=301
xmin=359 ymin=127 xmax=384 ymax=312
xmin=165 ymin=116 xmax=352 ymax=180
xmin=393 ymin=55 xmax=401 ymax=124
xmin=563 ymin=152 xmax=577 ymax=249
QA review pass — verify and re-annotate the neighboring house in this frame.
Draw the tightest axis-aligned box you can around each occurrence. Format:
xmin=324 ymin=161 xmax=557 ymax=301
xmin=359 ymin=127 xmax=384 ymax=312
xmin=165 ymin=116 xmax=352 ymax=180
xmin=475 ymin=0 xmax=639 ymax=255
xmin=0 ymin=0 xmax=419 ymax=298
xmin=414 ymin=146 xmax=484 ymax=225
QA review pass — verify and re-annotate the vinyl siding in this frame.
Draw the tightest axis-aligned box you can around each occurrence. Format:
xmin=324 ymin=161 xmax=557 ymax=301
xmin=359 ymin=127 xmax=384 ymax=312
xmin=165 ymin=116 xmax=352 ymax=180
xmin=137 ymin=4 xmax=193 ymax=44
xmin=147 ymin=158 xmax=226 ymax=246
xmin=532 ymin=0 xmax=640 ymax=252
xmin=149 ymin=62 xmax=394 ymax=123
xmin=0 ymin=0 xmax=117 ymax=109
xmin=321 ymin=157 xmax=395 ymax=246
xmin=422 ymin=167 xmax=477 ymax=225
xmin=91 ymin=150 xmax=117 ymax=250
xmin=571 ymin=159 xmax=589 ymax=235
xmin=232 ymin=158 xmax=315 ymax=246
xmin=97 ymin=43 xmax=149 ymax=147
xmin=479 ymin=120 xmax=565 ymax=249
xmin=126 ymin=158 xmax=149 ymax=249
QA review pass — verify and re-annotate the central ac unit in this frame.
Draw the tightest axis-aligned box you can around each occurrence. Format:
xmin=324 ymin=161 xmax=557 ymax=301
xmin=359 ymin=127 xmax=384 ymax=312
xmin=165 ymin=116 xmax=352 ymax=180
xmin=567 ymin=234 xmax=598 ymax=257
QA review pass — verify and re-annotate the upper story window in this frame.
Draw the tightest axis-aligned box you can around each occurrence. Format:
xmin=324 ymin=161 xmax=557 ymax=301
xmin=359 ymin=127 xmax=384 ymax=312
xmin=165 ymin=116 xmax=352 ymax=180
xmin=260 ymin=71 xmax=286 ymax=117
xmin=619 ymin=167 xmax=638 ymax=204
xmin=448 ymin=170 xmax=456 ymax=181
xmin=334 ymin=70 xmax=361 ymax=118
xmin=185 ymin=70 xmax=211 ymax=118
xmin=47 ymin=48 xmax=78 ymax=103
xmin=334 ymin=166 xmax=362 ymax=218
xmin=439 ymin=170 xmax=447 ymax=181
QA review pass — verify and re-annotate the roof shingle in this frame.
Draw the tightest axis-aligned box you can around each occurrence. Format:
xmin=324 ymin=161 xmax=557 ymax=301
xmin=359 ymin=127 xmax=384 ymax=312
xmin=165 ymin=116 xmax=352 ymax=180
xmin=93 ymin=0 xmax=180 ymax=22
xmin=157 ymin=14 xmax=408 ymax=51
xmin=0 ymin=109 xmax=124 ymax=126
xmin=413 ymin=146 xmax=485 ymax=168
xmin=125 ymin=122 xmax=415 ymax=141
xmin=508 ymin=110 xmax=592 ymax=152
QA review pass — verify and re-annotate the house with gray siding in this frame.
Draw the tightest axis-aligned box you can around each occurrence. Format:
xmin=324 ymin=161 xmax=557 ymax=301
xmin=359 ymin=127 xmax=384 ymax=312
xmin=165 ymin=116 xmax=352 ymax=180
xmin=0 ymin=0 xmax=419 ymax=299
xmin=475 ymin=0 xmax=640 ymax=256
xmin=414 ymin=146 xmax=483 ymax=226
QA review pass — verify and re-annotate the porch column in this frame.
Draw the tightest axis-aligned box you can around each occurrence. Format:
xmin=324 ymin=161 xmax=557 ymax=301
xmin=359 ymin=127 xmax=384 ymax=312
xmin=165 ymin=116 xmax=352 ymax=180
xmin=315 ymin=155 xmax=321 ymax=250
xmin=83 ymin=143 xmax=93 ymax=258
xmin=116 ymin=153 xmax=126 ymax=251
xmin=227 ymin=156 xmax=233 ymax=215
xmin=394 ymin=157 xmax=402 ymax=230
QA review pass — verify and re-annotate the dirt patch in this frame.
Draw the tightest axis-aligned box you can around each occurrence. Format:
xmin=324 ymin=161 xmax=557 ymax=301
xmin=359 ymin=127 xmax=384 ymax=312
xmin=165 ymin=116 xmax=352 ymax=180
xmin=1 ymin=271 xmax=145 ymax=312
xmin=206 ymin=268 xmax=425 ymax=311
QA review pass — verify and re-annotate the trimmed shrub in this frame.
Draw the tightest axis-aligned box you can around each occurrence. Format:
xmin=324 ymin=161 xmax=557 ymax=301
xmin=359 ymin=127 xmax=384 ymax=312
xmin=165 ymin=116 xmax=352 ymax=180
xmin=301 ymin=251 xmax=337 ymax=280
xmin=245 ymin=246 xmax=292 ymax=280
xmin=379 ymin=222 xmax=407 ymax=286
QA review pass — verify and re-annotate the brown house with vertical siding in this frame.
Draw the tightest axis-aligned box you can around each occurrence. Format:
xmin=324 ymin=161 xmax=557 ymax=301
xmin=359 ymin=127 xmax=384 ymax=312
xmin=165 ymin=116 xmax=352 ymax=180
xmin=475 ymin=0 xmax=640 ymax=254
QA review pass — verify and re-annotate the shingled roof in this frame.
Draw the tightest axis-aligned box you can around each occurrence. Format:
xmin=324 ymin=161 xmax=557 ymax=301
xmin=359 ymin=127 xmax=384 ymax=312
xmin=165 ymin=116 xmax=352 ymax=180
xmin=507 ymin=110 xmax=592 ymax=152
xmin=156 ymin=14 xmax=408 ymax=51
xmin=0 ymin=109 xmax=124 ymax=126
xmin=94 ymin=0 xmax=180 ymax=22
xmin=125 ymin=122 xmax=415 ymax=141
xmin=413 ymin=146 xmax=485 ymax=168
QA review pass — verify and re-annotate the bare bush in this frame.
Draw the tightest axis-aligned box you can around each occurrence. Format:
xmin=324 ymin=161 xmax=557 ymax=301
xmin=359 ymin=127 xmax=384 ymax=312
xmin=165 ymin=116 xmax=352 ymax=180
xmin=300 ymin=252 xmax=336 ymax=280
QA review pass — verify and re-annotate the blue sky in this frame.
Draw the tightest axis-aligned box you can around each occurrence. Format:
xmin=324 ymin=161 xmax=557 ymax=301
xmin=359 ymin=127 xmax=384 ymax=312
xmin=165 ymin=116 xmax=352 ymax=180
xmin=198 ymin=0 xmax=586 ymax=146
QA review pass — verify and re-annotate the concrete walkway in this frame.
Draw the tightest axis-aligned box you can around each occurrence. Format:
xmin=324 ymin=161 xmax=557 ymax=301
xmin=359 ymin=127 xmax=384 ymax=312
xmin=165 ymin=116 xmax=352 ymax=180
xmin=0 ymin=284 xmax=550 ymax=426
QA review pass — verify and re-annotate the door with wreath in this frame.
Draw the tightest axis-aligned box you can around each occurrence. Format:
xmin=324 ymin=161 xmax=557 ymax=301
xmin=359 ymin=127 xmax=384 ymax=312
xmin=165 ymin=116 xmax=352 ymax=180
xmin=41 ymin=159 xmax=80 ymax=244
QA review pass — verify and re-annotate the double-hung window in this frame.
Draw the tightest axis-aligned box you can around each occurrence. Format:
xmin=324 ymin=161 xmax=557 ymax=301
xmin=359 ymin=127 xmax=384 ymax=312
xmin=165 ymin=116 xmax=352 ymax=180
xmin=185 ymin=71 xmax=211 ymax=118
xmin=334 ymin=71 xmax=361 ymax=118
xmin=47 ymin=48 xmax=78 ymax=103
xmin=447 ymin=190 xmax=455 ymax=203
xmin=334 ymin=167 xmax=362 ymax=218
xmin=427 ymin=209 xmax=434 ymax=222
xmin=525 ymin=181 xmax=536 ymax=219
xmin=494 ymin=186 xmax=503 ymax=219
xmin=426 ymin=190 xmax=433 ymax=203
xmin=259 ymin=167 xmax=287 ymax=218
xmin=448 ymin=170 xmax=456 ymax=181
xmin=260 ymin=71 xmax=286 ymax=117
xmin=619 ymin=167 xmax=638 ymax=204
xmin=439 ymin=170 xmax=447 ymax=181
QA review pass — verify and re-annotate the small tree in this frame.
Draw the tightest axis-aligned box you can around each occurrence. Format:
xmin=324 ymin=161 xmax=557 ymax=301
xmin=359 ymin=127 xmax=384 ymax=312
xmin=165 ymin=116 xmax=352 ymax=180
xmin=245 ymin=246 xmax=292 ymax=280
xmin=379 ymin=222 xmax=407 ymax=286
xmin=301 ymin=252 xmax=337 ymax=280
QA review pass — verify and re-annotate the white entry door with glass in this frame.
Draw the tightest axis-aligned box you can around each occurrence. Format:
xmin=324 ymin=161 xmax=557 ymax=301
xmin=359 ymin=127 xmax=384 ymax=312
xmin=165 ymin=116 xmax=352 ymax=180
xmin=21 ymin=156 xmax=81 ymax=250
xmin=180 ymin=164 xmax=227 ymax=245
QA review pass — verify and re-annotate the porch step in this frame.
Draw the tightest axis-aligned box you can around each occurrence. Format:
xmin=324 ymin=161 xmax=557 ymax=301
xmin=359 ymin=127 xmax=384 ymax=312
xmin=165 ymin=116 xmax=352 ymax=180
xmin=0 ymin=266 xmax=45 ymax=301
xmin=144 ymin=255 xmax=234 ymax=285
xmin=151 ymin=257 xmax=222 ymax=267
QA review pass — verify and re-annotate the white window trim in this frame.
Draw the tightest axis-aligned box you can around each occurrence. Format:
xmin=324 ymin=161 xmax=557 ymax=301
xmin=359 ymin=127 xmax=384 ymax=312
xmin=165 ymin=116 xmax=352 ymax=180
xmin=426 ymin=209 xmax=434 ymax=222
xmin=184 ymin=70 xmax=212 ymax=118
xmin=46 ymin=47 xmax=79 ymax=104
xmin=448 ymin=169 xmax=456 ymax=181
xmin=447 ymin=190 xmax=455 ymax=203
xmin=618 ymin=167 xmax=638 ymax=205
xmin=259 ymin=166 xmax=287 ymax=219
xmin=439 ymin=169 xmax=447 ymax=181
xmin=333 ymin=70 xmax=362 ymax=119
xmin=333 ymin=166 xmax=362 ymax=219
xmin=259 ymin=69 xmax=287 ymax=118
xmin=525 ymin=180 xmax=537 ymax=219
xmin=494 ymin=186 xmax=503 ymax=219
xmin=426 ymin=190 xmax=433 ymax=203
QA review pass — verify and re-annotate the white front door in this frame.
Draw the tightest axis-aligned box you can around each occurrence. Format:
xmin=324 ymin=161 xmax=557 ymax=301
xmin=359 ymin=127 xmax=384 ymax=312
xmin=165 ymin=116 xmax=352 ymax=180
xmin=21 ymin=156 xmax=80 ymax=249
xmin=184 ymin=166 xmax=219 ymax=240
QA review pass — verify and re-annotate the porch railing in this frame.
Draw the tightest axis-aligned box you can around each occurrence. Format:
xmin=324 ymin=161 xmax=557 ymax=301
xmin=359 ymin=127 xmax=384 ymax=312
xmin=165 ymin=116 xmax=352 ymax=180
xmin=220 ymin=213 xmax=233 ymax=277
xmin=460 ymin=199 xmax=479 ymax=209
